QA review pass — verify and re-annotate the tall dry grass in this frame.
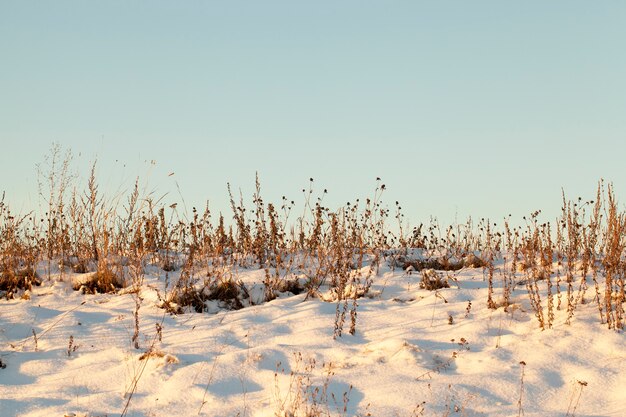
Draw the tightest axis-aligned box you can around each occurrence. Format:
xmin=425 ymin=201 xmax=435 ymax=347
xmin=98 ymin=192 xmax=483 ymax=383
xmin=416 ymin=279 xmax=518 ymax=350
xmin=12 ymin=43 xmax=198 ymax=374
xmin=0 ymin=148 xmax=624 ymax=331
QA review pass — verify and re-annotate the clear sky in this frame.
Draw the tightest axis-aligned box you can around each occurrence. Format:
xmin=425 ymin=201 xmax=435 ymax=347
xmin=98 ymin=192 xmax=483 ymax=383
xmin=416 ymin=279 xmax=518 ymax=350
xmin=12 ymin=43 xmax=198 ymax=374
xmin=1 ymin=1 xmax=625 ymax=227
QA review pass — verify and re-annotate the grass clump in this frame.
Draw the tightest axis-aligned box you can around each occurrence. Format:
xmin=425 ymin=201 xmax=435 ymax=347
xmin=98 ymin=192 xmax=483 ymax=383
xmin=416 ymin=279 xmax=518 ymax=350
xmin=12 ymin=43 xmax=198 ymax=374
xmin=419 ymin=269 xmax=449 ymax=291
xmin=0 ymin=267 xmax=41 ymax=299
xmin=73 ymin=267 xmax=125 ymax=294
xmin=164 ymin=277 xmax=251 ymax=313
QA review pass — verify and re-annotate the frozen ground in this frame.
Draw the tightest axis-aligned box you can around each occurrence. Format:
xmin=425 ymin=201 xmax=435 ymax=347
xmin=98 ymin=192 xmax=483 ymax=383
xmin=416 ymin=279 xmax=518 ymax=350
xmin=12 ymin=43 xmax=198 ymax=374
xmin=1 ymin=259 xmax=625 ymax=417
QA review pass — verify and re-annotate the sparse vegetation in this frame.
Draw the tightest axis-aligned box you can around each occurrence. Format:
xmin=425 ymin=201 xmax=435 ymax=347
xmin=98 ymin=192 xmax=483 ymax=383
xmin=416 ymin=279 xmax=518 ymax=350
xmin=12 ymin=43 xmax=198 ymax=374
xmin=0 ymin=147 xmax=622 ymax=416
xmin=274 ymin=352 xmax=352 ymax=417
xmin=2 ymin=149 xmax=624 ymax=333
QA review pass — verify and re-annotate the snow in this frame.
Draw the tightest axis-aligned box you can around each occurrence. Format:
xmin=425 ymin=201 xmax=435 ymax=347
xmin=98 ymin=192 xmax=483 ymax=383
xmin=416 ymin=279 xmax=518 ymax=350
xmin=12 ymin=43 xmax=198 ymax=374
xmin=1 ymin=258 xmax=625 ymax=417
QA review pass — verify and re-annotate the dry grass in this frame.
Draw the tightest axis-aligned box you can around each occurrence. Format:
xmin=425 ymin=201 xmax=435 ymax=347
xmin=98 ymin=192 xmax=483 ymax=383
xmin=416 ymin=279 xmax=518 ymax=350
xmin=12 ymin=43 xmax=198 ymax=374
xmin=2 ymin=146 xmax=620 ymax=417
xmin=0 ymin=146 xmax=624 ymax=333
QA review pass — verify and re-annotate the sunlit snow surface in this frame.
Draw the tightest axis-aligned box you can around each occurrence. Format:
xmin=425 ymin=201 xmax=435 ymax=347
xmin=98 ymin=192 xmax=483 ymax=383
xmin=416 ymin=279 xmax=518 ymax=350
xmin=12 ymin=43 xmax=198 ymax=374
xmin=1 ymin=260 xmax=625 ymax=417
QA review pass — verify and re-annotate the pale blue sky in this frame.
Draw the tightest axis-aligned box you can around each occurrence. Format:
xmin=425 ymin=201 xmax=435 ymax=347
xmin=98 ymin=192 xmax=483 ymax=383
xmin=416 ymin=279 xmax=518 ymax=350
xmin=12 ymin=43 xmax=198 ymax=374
xmin=1 ymin=1 xmax=625 ymax=225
